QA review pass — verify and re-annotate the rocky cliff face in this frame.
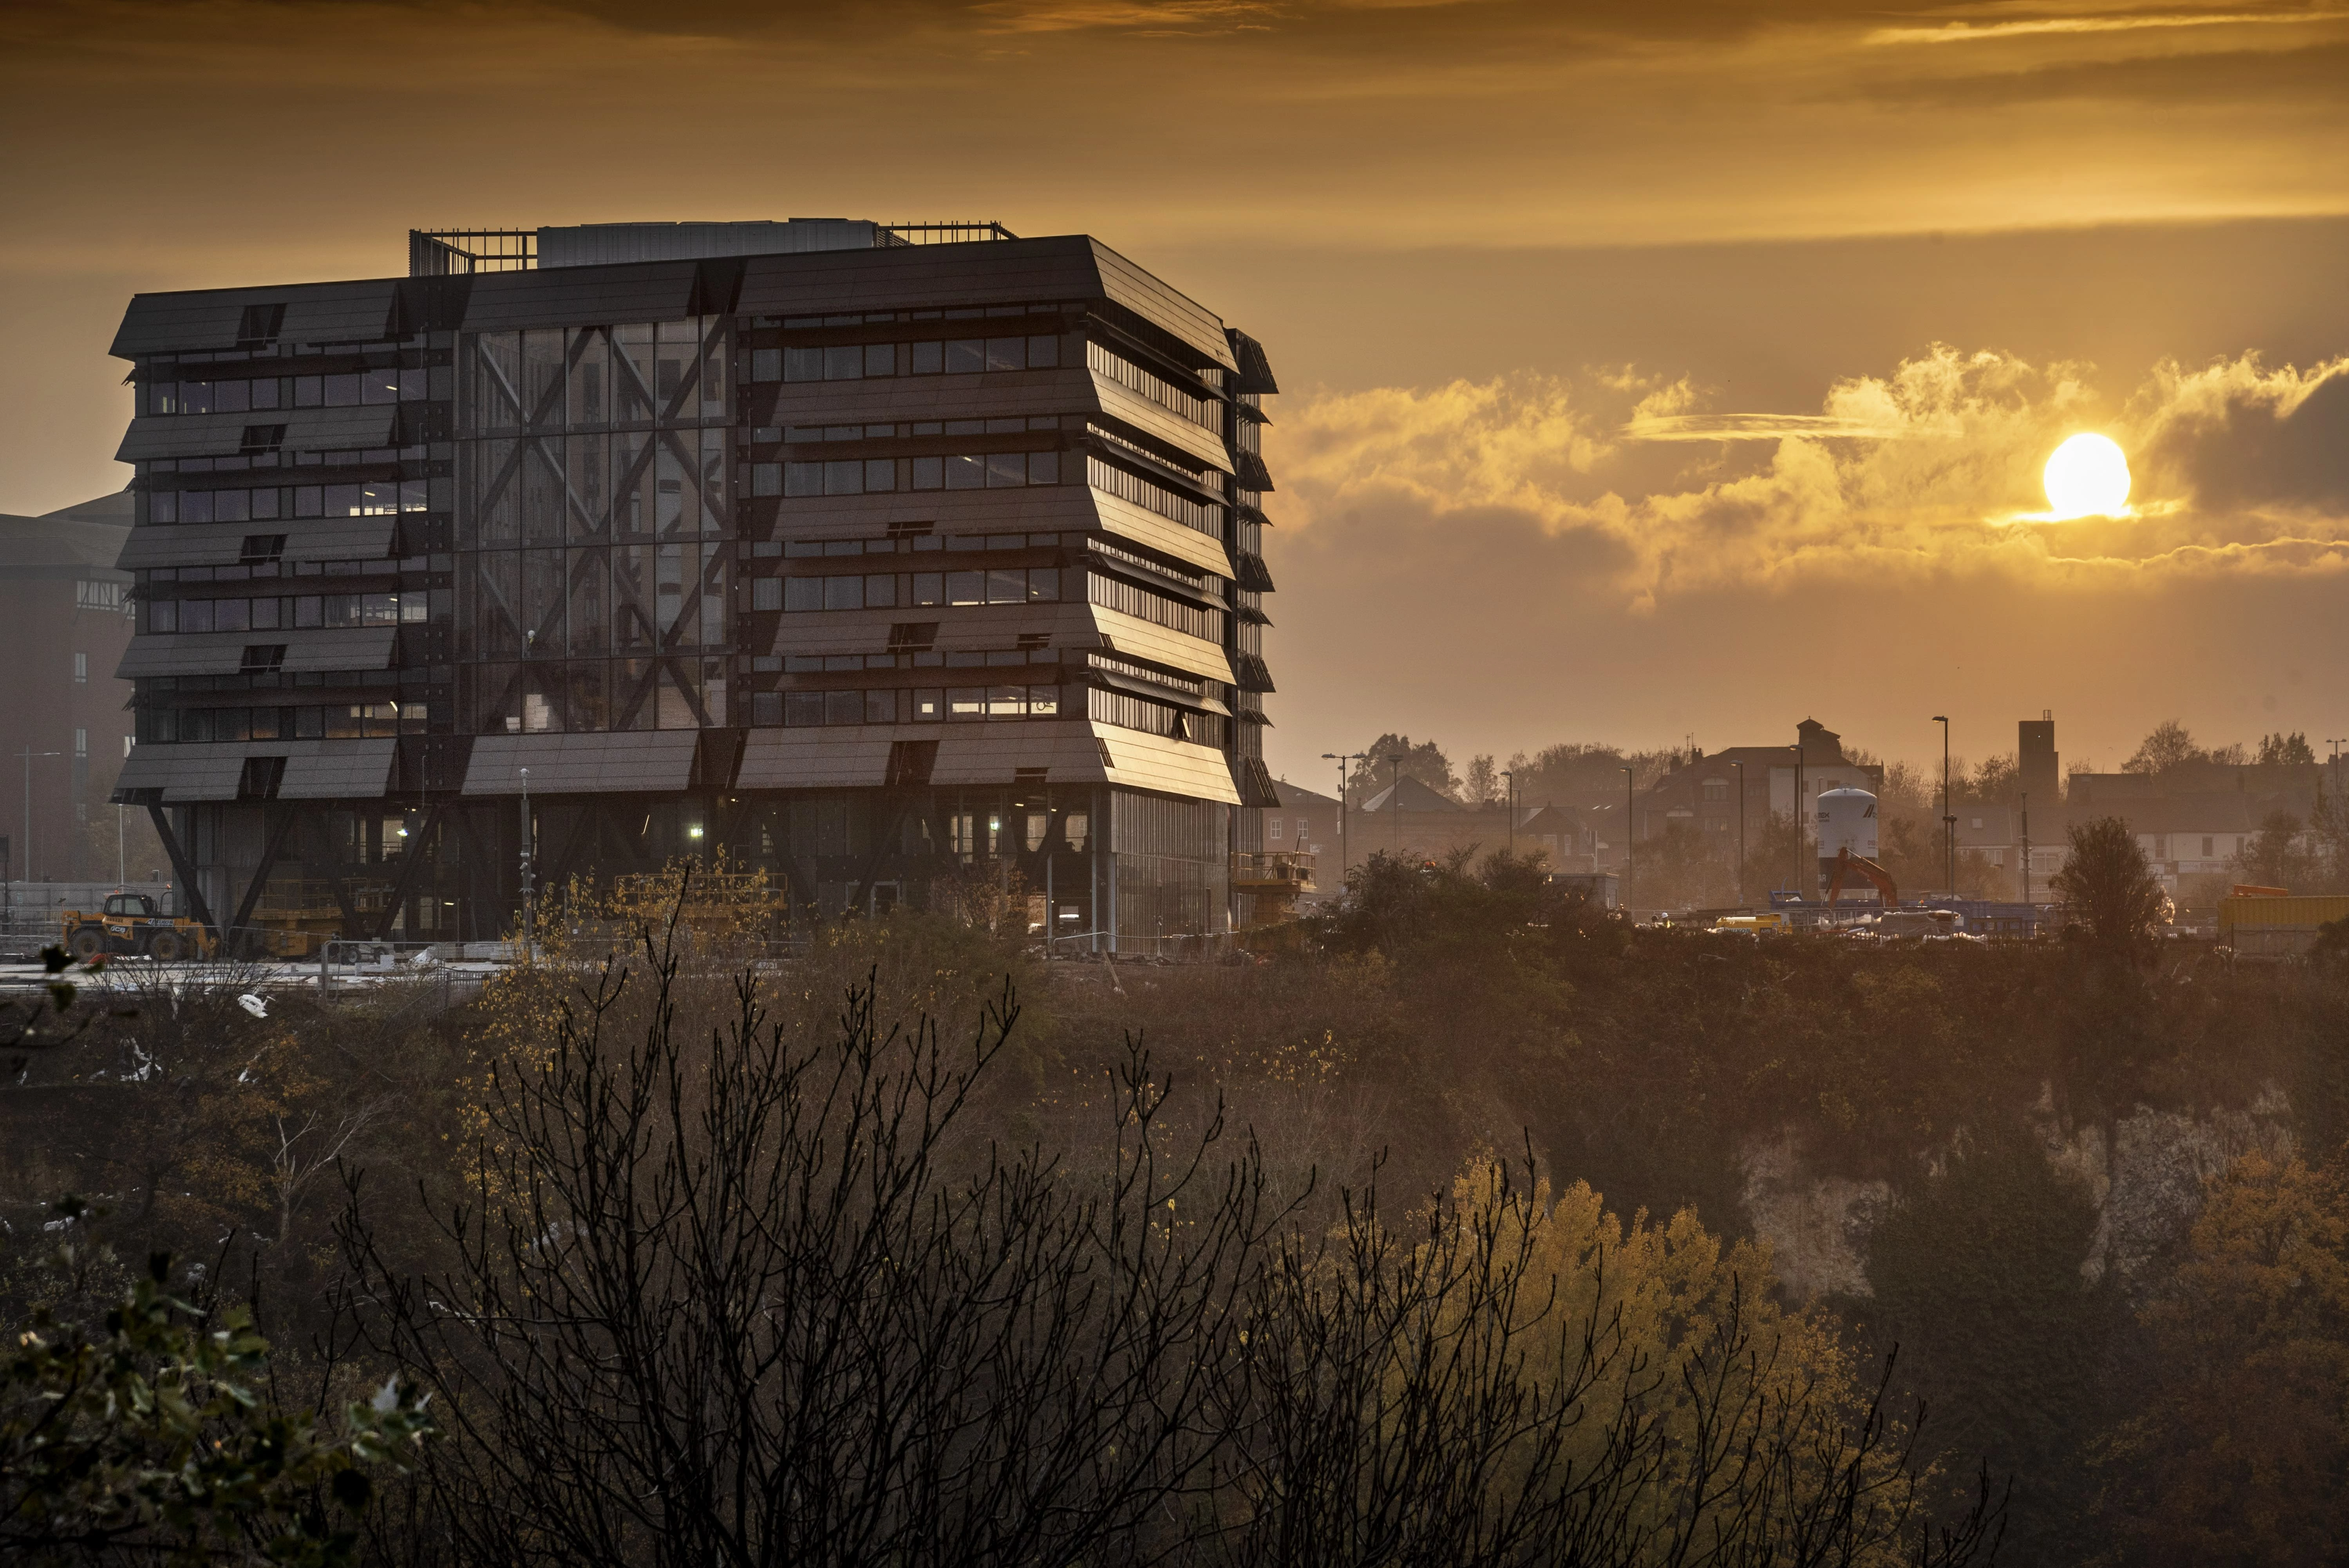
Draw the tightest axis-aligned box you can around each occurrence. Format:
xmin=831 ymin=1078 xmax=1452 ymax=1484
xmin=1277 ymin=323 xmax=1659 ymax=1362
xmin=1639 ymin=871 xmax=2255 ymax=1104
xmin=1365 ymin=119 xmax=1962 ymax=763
xmin=1739 ymin=1082 xmax=2298 ymax=1298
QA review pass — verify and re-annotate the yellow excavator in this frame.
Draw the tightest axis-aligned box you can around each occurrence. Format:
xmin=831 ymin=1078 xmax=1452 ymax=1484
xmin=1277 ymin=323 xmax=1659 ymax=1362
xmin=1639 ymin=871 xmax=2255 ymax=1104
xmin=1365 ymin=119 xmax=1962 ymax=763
xmin=61 ymin=892 xmax=217 ymax=963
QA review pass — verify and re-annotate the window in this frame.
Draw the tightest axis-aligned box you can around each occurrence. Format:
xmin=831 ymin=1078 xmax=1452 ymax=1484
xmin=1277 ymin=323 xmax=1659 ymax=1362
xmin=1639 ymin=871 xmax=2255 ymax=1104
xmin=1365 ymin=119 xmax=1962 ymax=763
xmin=1269 ymin=817 xmax=1282 ymax=840
xmin=750 ymin=577 xmax=783 ymax=612
xmin=782 ymin=568 xmax=1058 ymax=611
xmin=1086 ymin=570 xmax=1222 ymax=641
xmin=75 ymin=580 xmax=127 ymax=612
xmin=1085 ymin=341 xmax=1218 ymax=429
xmin=2202 ymin=836 xmax=2214 ymax=856
xmin=1702 ymin=778 xmax=1728 ymax=802
xmin=72 ymin=652 xmax=87 ymax=683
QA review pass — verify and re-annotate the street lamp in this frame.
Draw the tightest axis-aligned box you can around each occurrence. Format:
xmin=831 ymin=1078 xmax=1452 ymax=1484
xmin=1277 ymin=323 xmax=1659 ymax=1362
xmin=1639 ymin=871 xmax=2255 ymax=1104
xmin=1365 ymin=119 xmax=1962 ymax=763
xmin=1320 ymin=752 xmax=1362 ymax=877
xmin=1933 ymin=715 xmax=1954 ymax=897
xmin=2020 ymin=790 xmax=2031 ymax=907
xmin=1621 ymin=764 xmax=1634 ymax=913
xmin=1732 ymin=760 xmax=1746 ymax=907
xmin=517 ymin=766 xmax=534 ymax=951
xmin=1501 ymin=768 xmax=1515 ymax=855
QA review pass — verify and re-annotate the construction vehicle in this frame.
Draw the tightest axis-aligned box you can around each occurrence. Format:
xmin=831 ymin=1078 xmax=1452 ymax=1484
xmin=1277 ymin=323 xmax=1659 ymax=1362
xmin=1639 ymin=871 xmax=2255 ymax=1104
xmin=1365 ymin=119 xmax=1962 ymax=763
xmin=1712 ymin=912 xmax=1790 ymax=935
xmin=61 ymin=892 xmax=216 ymax=963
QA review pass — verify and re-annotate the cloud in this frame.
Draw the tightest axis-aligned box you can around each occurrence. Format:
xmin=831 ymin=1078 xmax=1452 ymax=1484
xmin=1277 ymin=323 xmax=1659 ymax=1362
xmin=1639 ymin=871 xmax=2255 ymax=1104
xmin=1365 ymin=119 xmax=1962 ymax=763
xmin=2135 ymin=354 xmax=2349 ymax=512
xmin=1266 ymin=347 xmax=2349 ymax=607
xmin=1866 ymin=8 xmax=2349 ymax=46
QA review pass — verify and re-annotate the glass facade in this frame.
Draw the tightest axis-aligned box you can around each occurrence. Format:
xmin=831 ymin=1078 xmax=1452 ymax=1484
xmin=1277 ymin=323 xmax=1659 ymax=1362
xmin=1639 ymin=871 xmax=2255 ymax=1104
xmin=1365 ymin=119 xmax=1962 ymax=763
xmin=458 ymin=319 xmax=732 ymax=734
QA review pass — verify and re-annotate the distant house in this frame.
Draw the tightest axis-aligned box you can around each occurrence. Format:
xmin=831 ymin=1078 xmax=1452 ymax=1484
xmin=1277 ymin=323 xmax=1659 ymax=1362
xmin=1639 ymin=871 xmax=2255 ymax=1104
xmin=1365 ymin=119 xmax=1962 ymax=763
xmin=1631 ymin=717 xmax=1882 ymax=864
xmin=1267 ymin=778 xmax=1340 ymax=863
xmin=2063 ymin=766 xmax=2324 ymax=892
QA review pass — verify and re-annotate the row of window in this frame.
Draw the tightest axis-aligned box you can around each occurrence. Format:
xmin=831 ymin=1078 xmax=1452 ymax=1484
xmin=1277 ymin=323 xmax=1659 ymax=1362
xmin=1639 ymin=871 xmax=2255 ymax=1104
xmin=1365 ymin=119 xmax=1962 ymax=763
xmin=143 ymin=702 xmax=429 ymax=744
xmin=748 ymin=335 xmax=1061 ymax=385
xmin=1087 ymin=570 xmax=1224 ymax=641
xmin=145 ymin=369 xmax=430 ymax=416
xmin=142 ymin=558 xmax=419 ymax=583
xmin=761 ymin=417 xmax=1057 ymax=443
xmin=75 ymin=581 xmax=129 ymax=613
xmin=754 ymin=685 xmax=1064 ymax=726
xmin=143 ymin=446 xmax=424 ymax=474
xmin=1087 ymin=687 xmax=1227 ymax=747
xmin=150 ymin=481 xmax=434 ymax=524
xmin=145 ymin=592 xmax=437 ymax=634
xmin=763 ymin=531 xmax=1066 ymax=558
xmin=767 ymin=648 xmax=1061 ymax=673
xmin=1087 ymin=456 xmax=1221 ymax=535
xmin=757 ymin=566 xmax=1063 ymax=613
xmin=750 ymin=450 xmax=1061 ymax=497
xmin=1085 ymin=342 xmax=1219 ymax=430
xmin=467 ymin=322 xmax=727 ymax=434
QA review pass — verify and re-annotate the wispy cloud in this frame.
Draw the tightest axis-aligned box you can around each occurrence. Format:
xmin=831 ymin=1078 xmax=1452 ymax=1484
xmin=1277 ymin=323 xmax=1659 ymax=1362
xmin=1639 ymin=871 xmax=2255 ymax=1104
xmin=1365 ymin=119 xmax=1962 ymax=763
xmin=1867 ymin=8 xmax=2349 ymax=46
xmin=1622 ymin=413 xmax=1917 ymax=442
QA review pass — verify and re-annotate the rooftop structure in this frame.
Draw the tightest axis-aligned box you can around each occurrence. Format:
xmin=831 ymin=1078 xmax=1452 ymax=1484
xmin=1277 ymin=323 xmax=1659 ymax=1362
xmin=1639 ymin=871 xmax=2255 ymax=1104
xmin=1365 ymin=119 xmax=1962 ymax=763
xmin=106 ymin=221 xmax=1281 ymax=953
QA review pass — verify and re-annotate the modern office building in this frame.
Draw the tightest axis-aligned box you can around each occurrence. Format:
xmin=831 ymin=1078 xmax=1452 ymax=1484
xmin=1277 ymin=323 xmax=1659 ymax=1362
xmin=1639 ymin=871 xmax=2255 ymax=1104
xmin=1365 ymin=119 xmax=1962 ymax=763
xmin=108 ymin=220 xmax=1281 ymax=952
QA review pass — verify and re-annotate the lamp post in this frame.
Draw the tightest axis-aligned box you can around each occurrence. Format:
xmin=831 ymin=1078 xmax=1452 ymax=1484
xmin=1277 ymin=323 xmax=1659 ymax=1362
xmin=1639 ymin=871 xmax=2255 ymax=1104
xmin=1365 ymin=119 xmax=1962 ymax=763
xmin=517 ymin=767 xmax=533 ymax=952
xmin=1621 ymin=764 xmax=1634 ymax=913
xmin=1732 ymin=760 xmax=1746 ymax=907
xmin=1790 ymin=741 xmax=1803 ymax=899
xmin=1501 ymin=768 xmax=1515 ymax=855
xmin=2020 ymin=790 xmax=2031 ymax=908
xmin=1933 ymin=715 xmax=1953 ymax=897
xmin=1320 ymin=751 xmax=1362 ymax=878
xmin=18 ymin=747 xmax=61 ymax=892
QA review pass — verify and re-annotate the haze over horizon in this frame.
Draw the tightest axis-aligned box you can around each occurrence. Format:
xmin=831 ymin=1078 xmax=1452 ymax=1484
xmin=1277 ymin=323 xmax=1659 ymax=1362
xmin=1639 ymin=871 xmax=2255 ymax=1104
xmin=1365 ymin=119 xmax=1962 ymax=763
xmin=5 ymin=0 xmax=2344 ymax=783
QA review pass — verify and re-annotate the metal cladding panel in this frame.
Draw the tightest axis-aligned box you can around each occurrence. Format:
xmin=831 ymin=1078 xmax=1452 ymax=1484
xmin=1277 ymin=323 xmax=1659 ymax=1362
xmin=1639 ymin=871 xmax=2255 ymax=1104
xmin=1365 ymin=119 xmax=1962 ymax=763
xmin=1089 ymin=242 xmax=1237 ymax=371
xmin=1087 ymin=492 xmax=1235 ymax=579
xmin=736 ymin=236 xmax=1104 ymax=319
xmin=463 ymin=731 xmax=698 ymax=794
xmin=278 ymin=741 xmax=398 ymax=799
xmin=277 ymin=283 xmax=400 ymax=346
xmin=115 ymin=628 xmax=396 ymax=679
xmin=118 ymin=743 xmax=254 ymax=803
xmin=1093 ymin=728 xmax=1243 ymax=804
xmin=285 ymin=628 xmax=396 ymax=673
xmin=114 ymin=405 xmax=400 ymax=463
xmin=734 ymin=730 xmax=893 ymax=789
xmin=1089 ymin=605 xmax=1235 ymax=685
xmin=461 ymin=264 xmax=701 ymax=331
xmin=116 ymin=517 xmax=398 ymax=570
xmin=928 ymin=726 xmax=1112 ymax=788
xmin=1090 ymin=377 xmax=1230 ymax=474
xmin=110 ymin=279 xmax=402 ymax=358
xmin=115 ymin=742 xmax=192 ymax=797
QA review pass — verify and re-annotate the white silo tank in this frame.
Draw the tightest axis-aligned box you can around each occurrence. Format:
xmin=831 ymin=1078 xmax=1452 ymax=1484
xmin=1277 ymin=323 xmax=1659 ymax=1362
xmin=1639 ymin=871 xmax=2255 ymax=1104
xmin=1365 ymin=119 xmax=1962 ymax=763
xmin=1815 ymin=788 xmax=1879 ymax=897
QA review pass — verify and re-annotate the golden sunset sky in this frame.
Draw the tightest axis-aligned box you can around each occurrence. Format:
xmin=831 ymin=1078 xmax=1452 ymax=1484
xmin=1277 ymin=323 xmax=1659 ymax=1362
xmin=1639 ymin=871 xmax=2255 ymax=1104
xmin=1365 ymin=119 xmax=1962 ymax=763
xmin=5 ymin=0 xmax=2345 ymax=779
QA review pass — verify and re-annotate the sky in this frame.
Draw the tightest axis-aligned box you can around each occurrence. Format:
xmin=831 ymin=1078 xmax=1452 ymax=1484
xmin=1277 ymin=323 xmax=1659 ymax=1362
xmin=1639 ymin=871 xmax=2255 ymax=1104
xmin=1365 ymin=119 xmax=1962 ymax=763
xmin=3 ymin=0 xmax=2345 ymax=784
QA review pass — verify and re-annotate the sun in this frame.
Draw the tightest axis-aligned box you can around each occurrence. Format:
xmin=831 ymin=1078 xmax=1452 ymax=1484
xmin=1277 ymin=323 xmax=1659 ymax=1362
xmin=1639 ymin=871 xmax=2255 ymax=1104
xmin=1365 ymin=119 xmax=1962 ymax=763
xmin=2043 ymin=432 xmax=2131 ymax=518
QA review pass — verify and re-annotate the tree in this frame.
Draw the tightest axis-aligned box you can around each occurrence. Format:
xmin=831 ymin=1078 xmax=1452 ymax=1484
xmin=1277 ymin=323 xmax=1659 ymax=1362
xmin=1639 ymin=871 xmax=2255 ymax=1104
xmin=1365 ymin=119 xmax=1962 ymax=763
xmin=1349 ymin=733 xmax=1457 ymax=805
xmin=2 ymin=1205 xmax=433 ymax=1566
xmin=2050 ymin=817 xmax=2166 ymax=957
xmin=339 ymin=938 xmax=1996 ymax=1568
xmin=2124 ymin=720 xmax=2205 ymax=777
xmin=2091 ymin=1146 xmax=2349 ymax=1566
xmin=2255 ymin=731 xmax=2316 ymax=767
xmin=2235 ymin=808 xmax=2318 ymax=892
xmin=1462 ymin=753 xmax=1500 ymax=808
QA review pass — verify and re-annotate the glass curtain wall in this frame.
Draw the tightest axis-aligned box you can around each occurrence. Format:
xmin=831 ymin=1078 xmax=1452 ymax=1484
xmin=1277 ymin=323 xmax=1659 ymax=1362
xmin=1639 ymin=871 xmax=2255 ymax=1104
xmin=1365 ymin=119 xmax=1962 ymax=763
xmin=457 ymin=318 xmax=733 ymax=734
xmin=1110 ymin=789 xmax=1229 ymax=955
